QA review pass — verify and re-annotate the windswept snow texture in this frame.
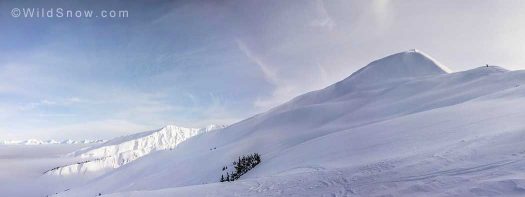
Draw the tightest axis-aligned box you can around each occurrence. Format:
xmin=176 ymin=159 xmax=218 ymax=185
xmin=0 ymin=139 xmax=105 ymax=145
xmin=58 ymin=50 xmax=525 ymax=196
xmin=46 ymin=125 xmax=225 ymax=176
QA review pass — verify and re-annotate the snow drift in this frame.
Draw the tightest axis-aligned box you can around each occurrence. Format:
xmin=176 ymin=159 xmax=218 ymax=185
xmin=56 ymin=50 xmax=525 ymax=196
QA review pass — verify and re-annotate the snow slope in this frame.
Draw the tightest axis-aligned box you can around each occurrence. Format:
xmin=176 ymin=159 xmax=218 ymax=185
xmin=45 ymin=124 xmax=225 ymax=176
xmin=343 ymin=49 xmax=451 ymax=86
xmin=0 ymin=139 xmax=105 ymax=145
xmin=56 ymin=50 xmax=525 ymax=196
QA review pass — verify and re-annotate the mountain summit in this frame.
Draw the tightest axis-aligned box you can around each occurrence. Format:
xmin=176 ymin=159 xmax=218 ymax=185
xmin=346 ymin=49 xmax=452 ymax=85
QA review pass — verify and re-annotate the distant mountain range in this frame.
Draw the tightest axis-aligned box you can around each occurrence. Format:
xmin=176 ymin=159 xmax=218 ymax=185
xmin=0 ymin=139 xmax=106 ymax=145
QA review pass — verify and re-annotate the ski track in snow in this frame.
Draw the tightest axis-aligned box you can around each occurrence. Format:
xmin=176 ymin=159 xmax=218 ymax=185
xmin=391 ymin=160 xmax=518 ymax=182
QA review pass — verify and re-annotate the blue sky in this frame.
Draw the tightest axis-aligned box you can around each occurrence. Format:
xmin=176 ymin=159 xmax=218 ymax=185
xmin=1 ymin=0 xmax=525 ymax=140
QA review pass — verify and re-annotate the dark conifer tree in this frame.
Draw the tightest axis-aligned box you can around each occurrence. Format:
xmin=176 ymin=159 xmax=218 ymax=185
xmin=220 ymin=153 xmax=262 ymax=182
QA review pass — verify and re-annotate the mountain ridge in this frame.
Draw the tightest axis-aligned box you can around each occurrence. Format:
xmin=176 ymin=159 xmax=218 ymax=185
xmin=46 ymin=124 xmax=226 ymax=176
xmin=55 ymin=51 xmax=525 ymax=197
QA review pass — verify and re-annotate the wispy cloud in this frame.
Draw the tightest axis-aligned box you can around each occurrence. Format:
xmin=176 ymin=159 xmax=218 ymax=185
xmin=235 ymin=39 xmax=279 ymax=85
xmin=310 ymin=0 xmax=336 ymax=30
xmin=235 ymin=39 xmax=294 ymax=109
xmin=19 ymin=97 xmax=85 ymax=111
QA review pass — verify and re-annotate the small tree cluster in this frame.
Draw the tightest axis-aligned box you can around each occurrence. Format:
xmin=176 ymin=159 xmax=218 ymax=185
xmin=220 ymin=153 xmax=261 ymax=182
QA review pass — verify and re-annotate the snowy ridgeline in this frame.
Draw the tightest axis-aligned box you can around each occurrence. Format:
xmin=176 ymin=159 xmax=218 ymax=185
xmin=51 ymin=50 xmax=525 ymax=196
xmin=45 ymin=124 xmax=226 ymax=176
xmin=0 ymin=139 xmax=106 ymax=145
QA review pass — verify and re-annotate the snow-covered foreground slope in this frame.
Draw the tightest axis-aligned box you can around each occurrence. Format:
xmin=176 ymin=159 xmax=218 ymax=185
xmin=45 ymin=125 xmax=225 ymax=176
xmin=57 ymin=50 xmax=525 ymax=196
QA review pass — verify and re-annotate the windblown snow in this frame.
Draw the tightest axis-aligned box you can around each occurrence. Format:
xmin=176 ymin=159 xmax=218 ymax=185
xmin=46 ymin=50 xmax=525 ymax=196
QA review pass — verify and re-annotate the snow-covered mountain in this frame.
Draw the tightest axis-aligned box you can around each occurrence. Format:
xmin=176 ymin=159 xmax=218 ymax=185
xmin=0 ymin=139 xmax=106 ymax=145
xmin=57 ymin=50 xmax=525 ymax=196
xmin=45 ymin=124 xmax=226 ymax=176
